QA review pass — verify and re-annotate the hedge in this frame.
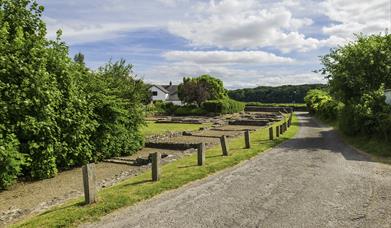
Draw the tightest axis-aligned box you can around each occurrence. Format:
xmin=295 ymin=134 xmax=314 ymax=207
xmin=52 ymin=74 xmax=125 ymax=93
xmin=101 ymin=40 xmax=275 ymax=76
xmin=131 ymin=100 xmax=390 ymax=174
xmin=203 ymin=99 xmax=245 ymax=114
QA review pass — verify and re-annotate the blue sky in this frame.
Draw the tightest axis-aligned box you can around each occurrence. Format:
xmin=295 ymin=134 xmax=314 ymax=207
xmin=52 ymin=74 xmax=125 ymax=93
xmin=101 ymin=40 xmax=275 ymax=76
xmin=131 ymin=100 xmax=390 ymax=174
xmin=38 ymin=0 xmax=390 ymax=89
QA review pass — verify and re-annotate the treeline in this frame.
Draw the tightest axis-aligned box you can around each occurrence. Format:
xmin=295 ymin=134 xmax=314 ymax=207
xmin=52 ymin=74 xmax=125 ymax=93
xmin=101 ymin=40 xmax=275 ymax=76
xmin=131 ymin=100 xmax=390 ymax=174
xmin=0 ymin=1 xmax=149 ymax=188
xmin=305 ymin=34 xmax=391 ymax=144
xmin=228 ymin=84 xmax=326 ymax=103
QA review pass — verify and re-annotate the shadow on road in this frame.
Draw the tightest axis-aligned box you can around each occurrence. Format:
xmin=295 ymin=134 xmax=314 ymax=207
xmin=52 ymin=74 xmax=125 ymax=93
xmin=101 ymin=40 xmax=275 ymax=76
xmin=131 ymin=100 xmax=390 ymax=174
xmin=279 ymin=112 xmax=372 ymax=163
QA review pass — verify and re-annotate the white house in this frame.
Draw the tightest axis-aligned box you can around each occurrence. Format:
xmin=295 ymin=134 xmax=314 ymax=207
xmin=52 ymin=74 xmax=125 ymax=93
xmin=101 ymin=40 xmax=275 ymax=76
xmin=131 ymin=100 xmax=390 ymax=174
xmin=150 ymin=82 xmax=183 ymax=106
xmin=385 ymin=89 xmax=391 ymax=105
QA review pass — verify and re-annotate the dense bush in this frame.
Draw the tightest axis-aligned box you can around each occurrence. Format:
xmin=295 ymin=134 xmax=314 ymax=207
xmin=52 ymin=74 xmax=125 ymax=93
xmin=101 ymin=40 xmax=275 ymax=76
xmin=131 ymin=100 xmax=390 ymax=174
xmin=0 ymin=1 xmax=147 ymax=188
xmin=338 ymin=88 xmax=391 ymax=139
xmin=174 ymin=105 xmax=207 ymax=116
xmin=85 ymin=60 xmax=146 ymax=160
xmin=203 ymin=99 xmax=245 ymax=114
xmin=0 ymin=131 xmax=24 ymax=189
xmin=304 ymin=89 xmax=340 ymax=120
xmin=318 ymin=34 xmax=391 ymax=141
xmin=150 ymin=99 xmax=244 ymax=116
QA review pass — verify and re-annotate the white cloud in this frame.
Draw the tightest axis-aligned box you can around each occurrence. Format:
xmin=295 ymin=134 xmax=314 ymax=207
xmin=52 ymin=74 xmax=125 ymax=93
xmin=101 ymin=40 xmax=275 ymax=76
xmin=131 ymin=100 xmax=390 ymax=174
xmin=45 ymin=19 xmax=153 ymax=44
xmin=322 ymin=0 xmax=389 ymax=41
xmin=168 ymin=0 xmax=318 ymax=52
xmin=39 ymin=0 xmax=390 ymax=87
xmin=143 ymin=62 xmax=325 ymax=88
xmin=39 ymin=0 xmax=193 ymax=44
xmin=163 ymin=50 xmax=294 ymax=64
xmin=156 ymin=0 xmax=189 ymax=7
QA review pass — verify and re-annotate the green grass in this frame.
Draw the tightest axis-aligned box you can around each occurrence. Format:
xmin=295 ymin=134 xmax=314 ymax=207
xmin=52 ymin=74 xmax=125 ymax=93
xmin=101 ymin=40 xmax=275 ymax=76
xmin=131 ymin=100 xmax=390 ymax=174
xmin=141 ymin=121 xmax=212 ymax=136
xmin=341 ymin=135 xmax=391 ymax=163
xmin=13 ymin=115 xmax=299 ymax=228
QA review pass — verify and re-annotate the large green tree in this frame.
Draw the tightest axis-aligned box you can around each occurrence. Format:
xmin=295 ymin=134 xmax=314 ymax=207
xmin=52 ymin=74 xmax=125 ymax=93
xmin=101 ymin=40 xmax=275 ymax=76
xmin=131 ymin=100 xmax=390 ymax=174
xmin=319 ymin=34 xmax=391 ymax=140
xmin=178 ymin=75 xmax=227 ymax=106
xmin=320 ymin=34 xmax=391 ymax=103
xmin=0 ymin=0 xmax=148 ymax=188
xmin=1 ymin=0 xmax=64 ymax=179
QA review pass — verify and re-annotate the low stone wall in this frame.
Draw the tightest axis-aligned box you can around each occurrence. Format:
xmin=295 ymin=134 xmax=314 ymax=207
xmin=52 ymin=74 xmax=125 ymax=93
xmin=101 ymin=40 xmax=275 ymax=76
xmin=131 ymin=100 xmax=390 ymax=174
xmin=245 ymin=105 xmax=307 ymax=112
xmin=145 ymin=142 xmax=199 ymax=150
xmin=245 ymin=106 xmax=293 ymax=113
xmin=228 ymin=119 xmax=269 ymax=126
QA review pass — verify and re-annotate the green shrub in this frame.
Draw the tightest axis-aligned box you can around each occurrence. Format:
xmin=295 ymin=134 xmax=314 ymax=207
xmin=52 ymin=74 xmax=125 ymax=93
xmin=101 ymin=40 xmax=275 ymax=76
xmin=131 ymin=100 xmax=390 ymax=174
xmin=88 ymin=60 xmax=146 ymax=160
xmin=174 ymin=105 xmax=207 ymax=116
xmin=0 ymin=132 xmax=24 ymax=189
xmin=304 ymin=89 xmax=340 ymax=120
xmin=339 ymin=88 xmax=391 ymax=139
xmin=203 ymin=99 xmax=245 ymax=114
xmin=0 ymin=1 xmax=147 ymax=185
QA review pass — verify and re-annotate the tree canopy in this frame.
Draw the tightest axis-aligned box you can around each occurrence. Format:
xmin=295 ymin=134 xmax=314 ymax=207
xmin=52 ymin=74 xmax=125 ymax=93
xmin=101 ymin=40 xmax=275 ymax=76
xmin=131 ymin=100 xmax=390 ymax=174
xmin=307 ymin=34 xmax=391 ymax=142
xmin=228 ymin=84 xmax=326 ymax=103
xmin=0 ymin=0 xmax=148 ymax=188
xmin=178 ymin=75 xmax=227 ymax=106
xmin=320 ymin=34 xmax=391 ymax=104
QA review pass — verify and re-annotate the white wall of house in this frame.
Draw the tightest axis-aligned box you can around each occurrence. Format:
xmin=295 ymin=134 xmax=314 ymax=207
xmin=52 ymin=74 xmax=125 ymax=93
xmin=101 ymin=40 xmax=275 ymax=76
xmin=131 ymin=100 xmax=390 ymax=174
xmin=150 ymin=86 xmax=168 ymax=101
xmin=169 ymin=100 xmax=183 ymax=106
xmin=385 ymin=90 xmax=391 ymax=105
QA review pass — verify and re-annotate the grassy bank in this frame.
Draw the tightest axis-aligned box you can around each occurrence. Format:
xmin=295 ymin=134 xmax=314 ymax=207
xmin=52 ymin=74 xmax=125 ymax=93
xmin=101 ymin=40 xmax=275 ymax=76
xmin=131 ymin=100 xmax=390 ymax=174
xmin=13 ymin=115 xmax=299 ymax=228
xmin=341 ymin=134 xmax=391 ymax=164
xmin=316 ymin=116 xmax=391 ymax=164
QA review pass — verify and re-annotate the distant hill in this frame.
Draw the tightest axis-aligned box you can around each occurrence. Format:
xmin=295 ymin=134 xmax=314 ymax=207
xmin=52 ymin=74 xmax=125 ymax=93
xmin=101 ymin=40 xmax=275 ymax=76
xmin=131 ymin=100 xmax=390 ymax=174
xmin=228 ymin=84 xmax=327 ymax=103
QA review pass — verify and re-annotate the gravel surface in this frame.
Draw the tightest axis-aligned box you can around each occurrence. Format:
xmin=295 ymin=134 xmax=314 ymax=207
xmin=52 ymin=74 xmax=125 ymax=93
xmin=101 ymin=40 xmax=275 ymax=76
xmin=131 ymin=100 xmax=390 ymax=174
xmin=83 ymin=113 xmax=391 ymax=228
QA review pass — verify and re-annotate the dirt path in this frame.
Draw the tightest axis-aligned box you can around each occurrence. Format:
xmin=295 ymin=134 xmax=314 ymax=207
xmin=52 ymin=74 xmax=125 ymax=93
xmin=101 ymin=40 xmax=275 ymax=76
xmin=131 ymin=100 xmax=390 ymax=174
xmin=83 ymin=113 xmax=391 ymax=228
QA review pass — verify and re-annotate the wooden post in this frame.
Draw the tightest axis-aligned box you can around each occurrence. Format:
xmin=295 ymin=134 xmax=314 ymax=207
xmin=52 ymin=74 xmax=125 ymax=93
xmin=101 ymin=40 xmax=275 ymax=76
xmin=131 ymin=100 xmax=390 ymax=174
xmin=269 ymin=127 xmax=274 ymax=140
xmin=82 ymin=163 xmax=96 ymax=204
xmin=276 ymin=126 xmax=280 ymax=137
xmin=244 ymin=130 xmax=251 ymax=149
xmin=151 ymin=152 xmax=160 ymax=181
xmin=197 ymin=143 xmax=205 ymax=166
xmin=220 ymin=135 xmax=229 ymax=156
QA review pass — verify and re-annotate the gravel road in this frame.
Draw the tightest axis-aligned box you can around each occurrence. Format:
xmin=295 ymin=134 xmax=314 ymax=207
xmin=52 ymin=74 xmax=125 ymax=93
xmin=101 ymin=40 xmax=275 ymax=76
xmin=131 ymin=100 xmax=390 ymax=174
xmin=83 ymin=113 xmax=391 ymax=228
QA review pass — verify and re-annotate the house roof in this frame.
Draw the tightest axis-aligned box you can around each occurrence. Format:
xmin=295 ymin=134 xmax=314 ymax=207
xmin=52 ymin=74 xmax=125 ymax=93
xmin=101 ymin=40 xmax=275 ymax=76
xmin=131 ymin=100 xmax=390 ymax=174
xmin=151 ymin=83 xmax=181 ymax=102
xmin=152 ymin=85 xmax=169 ymax=94
xmin=162 ymin=85 xmax=179 ymax=95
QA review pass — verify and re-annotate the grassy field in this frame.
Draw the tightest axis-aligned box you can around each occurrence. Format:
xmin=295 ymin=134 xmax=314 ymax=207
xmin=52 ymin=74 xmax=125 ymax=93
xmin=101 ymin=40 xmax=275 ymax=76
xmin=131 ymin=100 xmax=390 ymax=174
xmin=141 ymin=121 xmax=212 ymax=136
xmin=13 ymin=115 xmax=299 ymax=228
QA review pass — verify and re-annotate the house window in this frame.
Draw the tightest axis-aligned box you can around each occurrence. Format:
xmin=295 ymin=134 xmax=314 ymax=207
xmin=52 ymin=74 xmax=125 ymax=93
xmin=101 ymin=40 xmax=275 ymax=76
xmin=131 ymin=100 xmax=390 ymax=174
xmin=152 ymin=91 xmax=158 ymax=96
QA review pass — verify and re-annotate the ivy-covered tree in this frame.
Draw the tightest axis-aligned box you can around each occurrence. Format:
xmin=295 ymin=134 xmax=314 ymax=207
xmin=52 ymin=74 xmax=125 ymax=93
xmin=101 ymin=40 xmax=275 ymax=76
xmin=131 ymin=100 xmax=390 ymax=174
xmin=178 ymin=75 xmax=227 ymax=106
